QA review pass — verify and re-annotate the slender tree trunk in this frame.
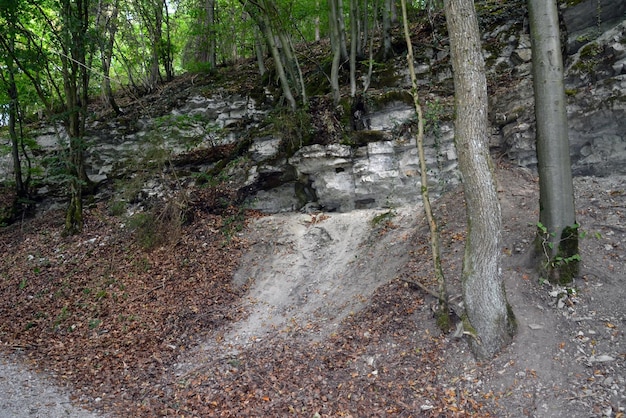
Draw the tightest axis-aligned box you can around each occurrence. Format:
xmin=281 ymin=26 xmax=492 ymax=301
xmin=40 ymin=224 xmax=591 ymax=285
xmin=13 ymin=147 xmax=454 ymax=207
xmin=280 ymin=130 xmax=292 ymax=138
xmin=281 ymin=33 xmax=307 ymax=106
xmin=400 ymin=0 xmax=449 ymax=329
xmin=59 ymin=0 xmax=91 ymax=235
xmin=349 ymin=0 xmax=358 ymax=97
xmin=337 ymin=0 xmax=348 ymax=61
xmin=254 ymin=28 xmax=266 ymax=76
xmin=444 ymin=0 xmax=515 ymax=359
xmin=315 ymin=0 xmax=321 ymax=41
xmin=1 ymin=26 xmax=26 ymax=198
xmin=151 ymin=2 xmax=163 ymax=86
xmin=96 ymin=0 xmax=122 ymax=114
xmin=8 ymin=72 xmax=25 ymax=197
xmin=329 ymin=0 xmax=343 ymax=103
xmin=260 ymin=16 xmax=296 ymax=110
xmin=362 ymin=1 xmax=375 ymax=93
xmin=162 ymin=0 xmax=174 ymax=81
xmin=381 ymin=0 xmax=393 ymax=59
xmin=528 ymin=0 xmax=579 ymax=284
xmin=206 ymin=0 xmax=217 ymax=68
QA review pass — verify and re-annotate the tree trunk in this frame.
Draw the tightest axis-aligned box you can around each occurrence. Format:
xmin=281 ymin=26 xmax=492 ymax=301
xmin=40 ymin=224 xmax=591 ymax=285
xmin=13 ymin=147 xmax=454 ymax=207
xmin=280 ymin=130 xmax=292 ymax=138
xmin=59 ymin=0 xmax=91 ymax=235
xmin=400 ymin=0 xmax=450 ymax=330
xmin=206 ymin=0 xmax=217 ymax=68
xmin=260 ymin=15 xmax=296 ymax=110
xmin=254 ymin=28 xmax=266 ymax=76
xmin=444 ymin=0 xmax=515 ymax=359
xmin=328 ymin=0 xmax=343 ymax=104
xmin=349 ymin=0 xmax=358 ymax=97
xmin=95 ymin=0 xmax=121 ymax=115
xmin=381 ymin=0 xmax=393 ymax=59
xmin=8 ymin=72 xmax=25 ymax=198
xmin=162 ymin=0 xmax=174 ymax=81
xmin=528 ymin=0 xmax=579 ymax=285
xmin=1 ymin=24 xmax=26 ymax=198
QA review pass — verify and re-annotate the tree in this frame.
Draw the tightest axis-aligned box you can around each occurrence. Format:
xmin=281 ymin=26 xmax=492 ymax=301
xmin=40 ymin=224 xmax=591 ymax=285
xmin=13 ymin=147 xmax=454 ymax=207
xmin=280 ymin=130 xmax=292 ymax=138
xmin=328 ymin=0 xmax=344 ymax=104
xmin=443 ymin=0 xmax=515 ymax=358
xmin=191 ymin=0 xmax=217 ymax=69
xmin=131 ymin=0 xmax=172 ymax=88
xmin=349 ymin=0 xmax=358 ymax=97
xmin=58 ymin=0 xmax=92 ymax=235
xmin=528 ymin=0 xmax=579 ymax=285
xmin=399 ymin=0 xmax=449 ymax=329
xmin=94 ymin=0 xmax=122 ymax=115
xmin=0 ymin=0 xmax=28 ymax=200
xmin=243 ymin=0 xmax=306 ymax=110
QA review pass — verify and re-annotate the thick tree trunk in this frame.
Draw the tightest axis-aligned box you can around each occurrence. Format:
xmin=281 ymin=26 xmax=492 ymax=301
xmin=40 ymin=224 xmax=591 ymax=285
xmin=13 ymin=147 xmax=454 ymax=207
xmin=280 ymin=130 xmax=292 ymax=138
xmin=444 ymin=0 xmax=515 ymax=359
xmin=528 ymin=0 xmax=579 ymax=284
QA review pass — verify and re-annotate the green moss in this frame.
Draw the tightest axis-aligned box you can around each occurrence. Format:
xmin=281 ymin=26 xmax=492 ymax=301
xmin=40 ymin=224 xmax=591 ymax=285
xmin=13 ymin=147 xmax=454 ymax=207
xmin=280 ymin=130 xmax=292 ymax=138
xmin=371 ymin=210 xmax=396 ymax=227
xmin=436 ymin=310 xmax=452 ymax=332
xmin=506 ymin=302 xmax=517 ymax=335
xmin=571 ymin=43 xmax=603 ymax=76
xmin=579 ymin=42 xmax=601 ymax=59
xmin=552 ymin=224 xmax=580 ymax=285
xmin=461 ymin=314 xmax=478 ymax=337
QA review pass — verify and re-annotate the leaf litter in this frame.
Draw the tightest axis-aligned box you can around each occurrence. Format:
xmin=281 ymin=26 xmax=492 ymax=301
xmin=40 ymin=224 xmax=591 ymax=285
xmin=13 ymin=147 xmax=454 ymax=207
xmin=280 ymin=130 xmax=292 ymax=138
xmin=0 ymin=167 xmax=624 ymax=417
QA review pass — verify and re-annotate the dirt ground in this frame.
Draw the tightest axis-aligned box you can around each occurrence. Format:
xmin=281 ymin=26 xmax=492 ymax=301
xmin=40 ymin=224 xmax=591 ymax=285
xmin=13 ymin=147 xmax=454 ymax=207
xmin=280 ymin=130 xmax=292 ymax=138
xmin=1 ymin=165 xmax=625 ymax=417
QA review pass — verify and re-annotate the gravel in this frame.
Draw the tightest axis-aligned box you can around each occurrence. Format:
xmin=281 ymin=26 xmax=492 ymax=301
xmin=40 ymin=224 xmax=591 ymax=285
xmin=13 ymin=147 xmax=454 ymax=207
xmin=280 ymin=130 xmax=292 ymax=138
xmin=0 ymin=353 xmax=102 ymax=418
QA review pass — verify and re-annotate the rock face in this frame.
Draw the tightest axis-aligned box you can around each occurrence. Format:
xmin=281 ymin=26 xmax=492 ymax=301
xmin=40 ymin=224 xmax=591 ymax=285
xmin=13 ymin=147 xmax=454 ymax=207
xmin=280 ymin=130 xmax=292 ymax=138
xmin=492 ymin=12 xmax=626 ymax=177
xmin=562 ymin=0 xmax=626 ymax=54
xmin=1 ymin=0 xmax=625 ymax=213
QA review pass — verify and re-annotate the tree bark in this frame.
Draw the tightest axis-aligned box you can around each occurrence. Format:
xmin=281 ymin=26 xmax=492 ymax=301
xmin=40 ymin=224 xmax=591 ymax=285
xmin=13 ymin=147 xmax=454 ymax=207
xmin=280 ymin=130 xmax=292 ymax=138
xmin=381 ymin=0 xmax=393 ymax=59
xmin=328 ymin=0 xmax=343 ymax=104
xmin=259 ymin=12 xmax=297 ymax=110
xmin=349 ymin=0 xmax=358 ymax=97
xmin=96 ymin=0 xmax=122 ymax=115
xmin=528 ymin=0 xmax=579 ymax=284
xmin=444 ymin=0 xmax=515 ymax=359
xmin=205 ymin=0 xmax=217 ymax=68
xmin=0 ymin=14 xmax=26 ymax=198
xmin=59 ymin=0 xmax=91 ymax=235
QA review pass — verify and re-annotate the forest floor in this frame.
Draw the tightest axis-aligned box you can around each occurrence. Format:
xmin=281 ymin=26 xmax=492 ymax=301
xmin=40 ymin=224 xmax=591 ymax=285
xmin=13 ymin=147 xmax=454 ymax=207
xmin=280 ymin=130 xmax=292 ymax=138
xmin=1 ymin=164 xmax=624 ymax=417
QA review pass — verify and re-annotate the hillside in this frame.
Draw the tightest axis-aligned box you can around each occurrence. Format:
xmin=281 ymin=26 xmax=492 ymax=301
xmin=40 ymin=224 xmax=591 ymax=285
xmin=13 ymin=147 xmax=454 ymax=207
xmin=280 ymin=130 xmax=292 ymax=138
xmin=1 ymin=0 xmax=626 ymax=416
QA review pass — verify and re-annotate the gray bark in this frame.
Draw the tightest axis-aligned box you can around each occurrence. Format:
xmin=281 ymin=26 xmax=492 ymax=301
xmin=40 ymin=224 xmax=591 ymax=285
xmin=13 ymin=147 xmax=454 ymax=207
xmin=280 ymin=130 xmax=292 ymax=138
xmin=260 ymin=14 xmax=296 ymax=110
xmin=329 ymin=0 xmax=342 ymax=103
xmin=381 ymin=0 xmax=392 ymax=58
xmin=254 ymin=28 xmax=266 ymax=76
xmin=96 ymin=0 xmax=121 ymax=115
xmin=349 ymin=0 xmax=358 ymax=97
xmin=528 ymin=0 xmax=579 ymax=284
xmin=444 ymin=0 xmax=515 ymax=359
xmin=205 ymin=0 xmax=217 ymax=68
